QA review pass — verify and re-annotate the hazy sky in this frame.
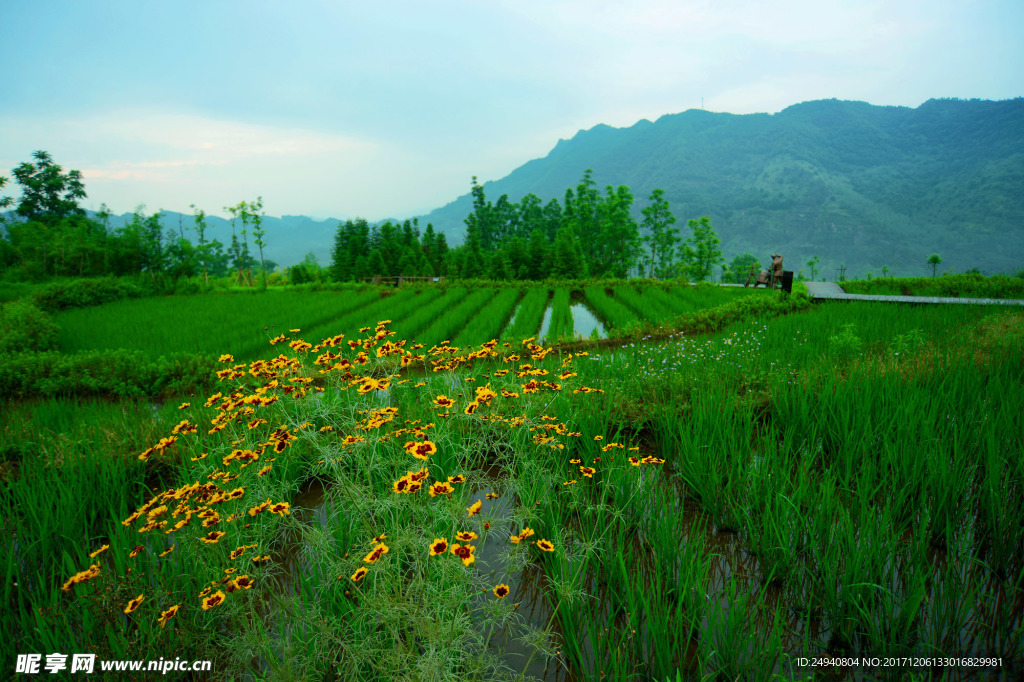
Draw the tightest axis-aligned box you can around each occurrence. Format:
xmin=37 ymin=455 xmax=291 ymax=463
xmin=1 ymin=0 xmax=1020 ymax=220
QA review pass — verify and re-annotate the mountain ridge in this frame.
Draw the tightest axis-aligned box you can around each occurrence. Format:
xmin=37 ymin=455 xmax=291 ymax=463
xmin=416 ymin=97 xmax=1024 ymax=276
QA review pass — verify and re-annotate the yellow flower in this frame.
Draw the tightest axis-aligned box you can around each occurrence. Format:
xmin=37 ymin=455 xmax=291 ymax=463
xmin=351 ymin=566 xmax=369 ymax=582
xmin=157 ymin=604 xmax=179 ymax=628
xmin=455 ymin=531 xmax=478 ymax=542
xmin=429 ymin=538 xmax=449 ymax=556
xmin=493 ymin=583 xmax=510 ymax=598
xmin=450 ymin=543 xmax=476 ymax=566
xmin=201 ymin=590 xmax=226 ymax=610
xmin=201 ymin=531 xmax=226 ymax=544
xmin=466 ymin=499 xmax=482 ymax=518
xmin=429 ymin=481 xmax=454 ymax=497
xmin=123 ymin=594 xmax=144 ymax=614
xmin=363 ymin=543 xmax=389 ymax=564
xmin=536 ymin=539 xmax=555 ymax=552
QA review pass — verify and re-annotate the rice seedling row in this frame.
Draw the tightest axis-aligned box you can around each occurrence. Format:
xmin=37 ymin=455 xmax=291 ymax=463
xmin=415 ymin=288 xmax=503 ymax=347
xmin=371 ymin=287 xmax=469 ymax=344
xmin=501 ymin=289 xmax=549 ymax=341
xmin=453 ymin=288 xmax=521 ymax=347
xmin=543 ymin=289 xmax=574 ymax=344
xmin=53 ymin=288 xmax=382 ymax=361
xmin=583 ymin=287 xmax=639 ymax=331
xmin=612 ymin=286 xmax=678 ymax=323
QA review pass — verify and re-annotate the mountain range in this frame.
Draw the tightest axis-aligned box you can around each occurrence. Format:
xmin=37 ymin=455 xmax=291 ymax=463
xmin=417 ymin=97 xmax=1024 ymax=277
xmin=7 ymin=97 xmax=1022 ymax=278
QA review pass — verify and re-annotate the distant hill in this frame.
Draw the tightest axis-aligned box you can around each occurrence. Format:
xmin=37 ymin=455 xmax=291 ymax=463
xmin=88 ymin=211 xmax=348 ymax=269
xmin=417 ymin=98 xmax=1024 ymax=277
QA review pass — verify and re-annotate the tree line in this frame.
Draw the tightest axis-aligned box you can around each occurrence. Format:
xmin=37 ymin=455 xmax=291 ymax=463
xmin=330 ymin=170 xmax=727 ymax=282
xmin=0 ymin=151 xmax=278 ymax=285
xmin=1 ymin=152 xmax=730 ymax=285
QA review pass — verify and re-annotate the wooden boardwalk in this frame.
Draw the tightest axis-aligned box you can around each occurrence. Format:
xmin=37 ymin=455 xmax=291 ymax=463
xmin=802 ymin=281 xmax=1024 ymax=306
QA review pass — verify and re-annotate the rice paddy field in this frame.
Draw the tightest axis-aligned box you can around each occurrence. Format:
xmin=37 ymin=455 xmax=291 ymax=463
xmin=2 ymin=283 xmax=1023 ymax=681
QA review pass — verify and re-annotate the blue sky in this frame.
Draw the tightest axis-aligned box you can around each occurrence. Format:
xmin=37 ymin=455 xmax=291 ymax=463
xmin=1 ymin=0 xmax=1020 ymax=220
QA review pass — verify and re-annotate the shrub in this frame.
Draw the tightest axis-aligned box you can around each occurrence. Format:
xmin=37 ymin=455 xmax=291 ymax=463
xmin=0 ymin=299 xmax=60 ymax=353
xmin=0 ymin=349 xmax=217 ymax=399
xmin=30 ymin=277 xmax=148 ymax=312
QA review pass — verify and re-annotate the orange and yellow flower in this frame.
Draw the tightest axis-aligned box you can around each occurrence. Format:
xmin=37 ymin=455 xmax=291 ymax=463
xmin=404 ymin=440 xmax=438 ymax=460
xmin=123 ymin=594 xmax=145 ymax=614
xmin=157 ymin=604 xmax=180 ymax=628
xmin=450 ymin=543 xmax=476 ymax=566
xmin=363 ymin=542 xmax=389 ymax=564
xmin=429 ymin=481 xmax=454 ymax=497
xmin=201 ymin=590 xmax=226 ymax=610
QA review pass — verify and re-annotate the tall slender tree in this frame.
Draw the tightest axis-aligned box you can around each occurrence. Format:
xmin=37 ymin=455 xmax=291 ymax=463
xmin=683 ymin=216 xmax=724 ymax=282
xmin=640 ymin=189 xmax=678 ymax=278
xmin=248 ymin=197 xmax=269 ymax=288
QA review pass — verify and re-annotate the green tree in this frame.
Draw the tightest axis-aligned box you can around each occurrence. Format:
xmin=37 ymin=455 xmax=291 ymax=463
xmin=550 ymin=225 xmax=586 ymax=279
xmin=728 ymin=253 xmax=761 ymax=284
xmin=368 ymin=249 xmax=387 ymax=279
xmin=248 ymin=197 xmax=269 ymax=288
xmin=563 ymin=170 xmax=602 ymax=269
xmin=806 ymin=255 xmax=820 ymax=281
xmin=225 ymin=202 xmax=257 ymax=285
xmin=189 ymin=204 xmax=213 ymax=284
xmin=525 ymin=229 xmax=549 ymax=281
xmin=12 ymin=151 xmax=87 ymax=225
xmin=137 ymin=208 xmax=166 ymax=283
xmin=164 ymin=229 xmax=197 ymax=279
xmin=683 ymin=216 xmax=723 ymax=282
xmin=927 ymin=253 xmax=942 ymax=277
xmin=640 ymin=188 xmax=678 ymax=278
xmin=594 ymin=184 xmax=641 ymax=278
xmin=465 ymin=177 xmax=500 ymax=252
xmin=0 ymin=175 xmax=12 ymax=216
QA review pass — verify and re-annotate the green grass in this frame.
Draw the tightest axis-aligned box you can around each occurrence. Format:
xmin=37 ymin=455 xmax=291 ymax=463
xmin=4 ymin=289 xmax=1023 ymax=681
xmin=843 ymin=273 xmax=1024 ymax=299
xmin=53 ymin=288 xmax=384 ymax=361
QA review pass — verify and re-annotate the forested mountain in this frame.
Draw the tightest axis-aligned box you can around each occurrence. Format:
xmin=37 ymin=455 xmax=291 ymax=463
xmin=3 ymin=98 xmax=1021 ymax=280
xmin=419 ymin=98 xmax=1024 ymax=277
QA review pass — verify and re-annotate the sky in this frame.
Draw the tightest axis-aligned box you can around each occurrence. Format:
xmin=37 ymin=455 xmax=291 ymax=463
xmin=1 ymin=0 xmax=1021 ymax=221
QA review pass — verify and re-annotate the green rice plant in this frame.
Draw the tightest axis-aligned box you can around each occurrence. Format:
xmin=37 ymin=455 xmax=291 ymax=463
xmin=842 ymin=273 xmax=1024 ymax=299
xmin=652 ymin=394 xmax=753 ymax=532
xmin=612 ymin=286 xmax=677 ymax=323
xmin=0 ymin=397 xmax=214 ymax=666
xmin=364 ymin=287 xmax=443 ymax=337
xmin=827 ymin=322 xmax=863 ymax=361
xmin=698 ymin=577 xmax=785 ymax=680
xmin=542 ymin=289 xmax=573 ymax=344
xmin=644 ymin=287 xmax=699 ymax=317
xmin=583 ymin=287 xmax=638 ymax=331
xmin=9 ymin=281 xmax=1024 ymax=681
xmin=501 ymin=289 xmax=548 ymax=341
xmin=454 ymin=288 xmax=521 ymax=347
xmin=54 ymin=288 xmax=383 ymax=361
xmin=416 ymin=288 xmax=498 ymax=347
